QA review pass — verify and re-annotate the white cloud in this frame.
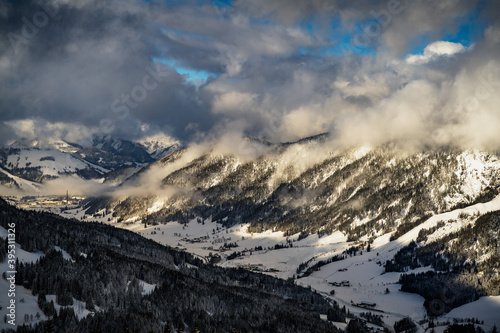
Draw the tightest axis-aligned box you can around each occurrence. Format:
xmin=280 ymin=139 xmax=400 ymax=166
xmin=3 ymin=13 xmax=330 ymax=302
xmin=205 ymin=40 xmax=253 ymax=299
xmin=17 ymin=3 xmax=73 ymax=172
xmin=6 ymin=119 xmax=96 ymax=146
xmin=212 ymin=91 xmax=259 ymax=114
xmin=406 ymin=41 xmax=467 ymax=65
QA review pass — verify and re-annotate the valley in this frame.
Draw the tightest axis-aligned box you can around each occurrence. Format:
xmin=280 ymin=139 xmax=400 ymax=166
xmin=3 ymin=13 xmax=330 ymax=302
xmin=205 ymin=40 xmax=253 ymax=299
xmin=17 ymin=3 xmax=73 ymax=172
xmin=4 ymin=190 xmax=500 ymax=332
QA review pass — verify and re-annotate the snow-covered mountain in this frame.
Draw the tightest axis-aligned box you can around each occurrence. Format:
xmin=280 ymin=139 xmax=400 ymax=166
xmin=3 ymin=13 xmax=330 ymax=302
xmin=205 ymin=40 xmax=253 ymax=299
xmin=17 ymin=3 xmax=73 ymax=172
xmin=74 ymin=136 xmax=153 ymax=170
xmin=0 ymin=166 xmax=42 ymax=192
xmin=137 ymin=133 xmax=181 ymax=160
xmin=105 ymin=135 xmax=500 ymax=239
xmin=77 ymin=134 xmax=500 ymax=323
xmin=0 ymin=146 xmax=109 ymax=184
xmin=0 ymin=135 xmax=182 ymax=191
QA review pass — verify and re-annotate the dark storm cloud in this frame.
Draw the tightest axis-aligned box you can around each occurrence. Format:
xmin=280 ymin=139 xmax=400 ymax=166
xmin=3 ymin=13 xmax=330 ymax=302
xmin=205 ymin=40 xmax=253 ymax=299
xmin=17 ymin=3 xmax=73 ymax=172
xmin=0 ymin=0 xmax=219 ymax=141
xmin=0 ymin=0 xmax=319 ymax=143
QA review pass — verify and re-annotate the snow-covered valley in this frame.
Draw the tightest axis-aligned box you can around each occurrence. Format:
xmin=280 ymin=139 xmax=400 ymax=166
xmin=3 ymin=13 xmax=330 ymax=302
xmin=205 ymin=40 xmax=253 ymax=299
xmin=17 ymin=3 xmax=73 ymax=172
xmin=5 ymin=191 xmax=499 ymax=332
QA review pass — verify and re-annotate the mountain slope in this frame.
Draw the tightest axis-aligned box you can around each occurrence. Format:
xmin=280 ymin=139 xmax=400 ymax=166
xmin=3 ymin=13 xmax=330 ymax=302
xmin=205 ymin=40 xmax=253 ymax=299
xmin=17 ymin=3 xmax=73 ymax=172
xmin=0 ymin=198 xmax=345 ymax=332
xmin=0 ymin=136 xmax=183 ymax=193
xmin=101 ymin=137 xmax=500 ymax=245
xmin=0 ymin=147 xmax=109 ymax=183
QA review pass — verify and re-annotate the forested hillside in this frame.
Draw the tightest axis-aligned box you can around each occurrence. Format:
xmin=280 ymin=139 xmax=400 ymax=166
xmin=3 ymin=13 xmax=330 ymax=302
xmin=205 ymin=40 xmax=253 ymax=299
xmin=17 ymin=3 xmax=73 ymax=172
xmin=0 ymin=199 xmax=345 ymax=333
xmin=386 ymin=211 xmax=500 ymax=314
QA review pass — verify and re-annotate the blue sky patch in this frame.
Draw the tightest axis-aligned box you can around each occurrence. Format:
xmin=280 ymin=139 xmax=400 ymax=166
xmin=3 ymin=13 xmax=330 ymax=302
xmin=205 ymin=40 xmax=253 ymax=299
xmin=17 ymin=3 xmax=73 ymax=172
xmin=153 ymin=57 xmax=219 ymax=86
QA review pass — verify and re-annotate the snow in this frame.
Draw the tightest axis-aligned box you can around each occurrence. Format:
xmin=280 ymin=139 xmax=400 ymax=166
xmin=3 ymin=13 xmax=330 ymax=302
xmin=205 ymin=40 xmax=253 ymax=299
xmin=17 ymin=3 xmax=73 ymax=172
xmin=54 ymin=246 xmax=74 ymax=262
xmin=2 ymin=148 xmax=109 ymax=190
xmin=395 ymin=194 xmax=500 ymax=249
xmin=298 ymin=241 xmax=429 ymax=329
xmin=147 ymin=200 xmax=165 ymax=214
xmin=0 ymin=226 xmax=44 ymax=264
xmin=6 ymin=148 xmax=89 ymax=177
xmin=0 ymin=226 xmax=46 ymax=330
xmin=125 ymin=216 xmax=140 ymax=223
xmin=5 ymin=155 xmax=500 ymax=331
xmin=50 ymin=140 xmax=80 ymax=154
xmin=107 ymin=192 xmax=500 ymax=331
xmin=445 ymin=150 xmax=500 ymax=208
xmin=442 ymin=296 xmax=500 ymax=328
xmin=139 ymin=280 xmax=157 ymax=296
xmin=0 ymin=276 xmax=46 ymax=330
xmin=107 ymin=217 xmax=427 ymax=329
xmin=46 ymin=295 xmax=94 ymax=320
xmin=137 ymin=133 xmax=180 ymax=159
xmin=0 ymin=225 xmax=95 ymax=330
xmin=0 ymin=166 xmax=42 ymax=194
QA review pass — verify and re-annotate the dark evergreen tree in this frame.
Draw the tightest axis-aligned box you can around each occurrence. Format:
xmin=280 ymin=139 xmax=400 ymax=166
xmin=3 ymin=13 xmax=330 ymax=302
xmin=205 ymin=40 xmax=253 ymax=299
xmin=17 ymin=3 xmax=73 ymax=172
xmin=346 ymin=319 xmax=369 ymax=333
xmin=44 ymin=318 xmax=55 ymax=333
xmin=394 ymin=317 xmax=417 ymax=333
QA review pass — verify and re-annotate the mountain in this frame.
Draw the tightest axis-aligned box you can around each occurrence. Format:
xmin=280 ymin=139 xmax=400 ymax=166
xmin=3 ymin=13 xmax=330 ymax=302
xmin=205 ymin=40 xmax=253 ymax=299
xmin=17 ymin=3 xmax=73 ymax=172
xmin=79 ymin=134 xmax=500 ymax=321
xmin=0 ymin=166 xmax=42 ymax=192
xmin=76 ymin=136 xmax=155 ymax=169
xmin=137 ymin=133 xmax=182 ymax=160
xmin=0 ymin=198 xmax=345 ymax=332
xmin=0 ymin=135 xmax=182 ymax=191
xmin=7 ymin=139 xmax=82 ymax=154
xmin=104 ymin=136 xmax=500 ymax=240
xmin=0 ymin=146 xmax=109 ymax=183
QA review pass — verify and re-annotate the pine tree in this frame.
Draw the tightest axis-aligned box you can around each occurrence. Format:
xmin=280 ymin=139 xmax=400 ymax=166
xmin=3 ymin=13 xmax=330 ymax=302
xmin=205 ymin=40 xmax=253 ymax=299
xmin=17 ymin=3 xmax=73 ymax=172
xmin=490 ymin=325 xmax=499 ymax=333
xmin=44 ymin=318 xmax=55 ymax=333
xmin=86 ymin=296 xmax=95 ymax=311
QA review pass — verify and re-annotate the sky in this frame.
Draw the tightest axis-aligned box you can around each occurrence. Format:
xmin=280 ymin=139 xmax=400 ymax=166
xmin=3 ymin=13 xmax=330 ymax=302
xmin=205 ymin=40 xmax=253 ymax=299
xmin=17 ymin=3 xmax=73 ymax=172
xmin=0 ymin=0 xmax=500 ymax=150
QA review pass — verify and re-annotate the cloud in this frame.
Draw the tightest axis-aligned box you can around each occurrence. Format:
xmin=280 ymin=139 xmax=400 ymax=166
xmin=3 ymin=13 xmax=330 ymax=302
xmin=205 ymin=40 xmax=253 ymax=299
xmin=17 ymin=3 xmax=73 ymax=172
xmin=6 ymin=119 xmax=96 ymax=146
xmin=212 ymin=91 xmax=259 ymax=114
xmin=406 ymin=41 xmax=467 ymax=65
xmin=112 ymin=141 xmax=210 ymax=199
xmin=0 ymin=0 xmax=217 ymax=142
xmin=0 ymin=121 xmax=15 ymax=145
xmin=0 ymin=0 xmax=499 ymax=153
xmin=240 ymin=0 xmax=479 ymax=55
xmin=41 ymin=176 xmax=113 ymax=197
xmin=333 ymin=29 xmax=500 ymax=150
